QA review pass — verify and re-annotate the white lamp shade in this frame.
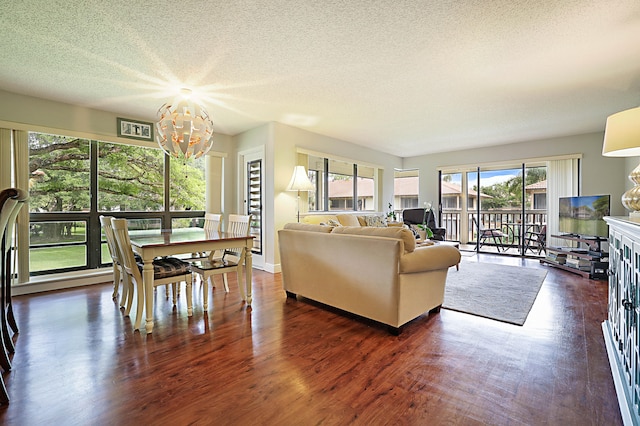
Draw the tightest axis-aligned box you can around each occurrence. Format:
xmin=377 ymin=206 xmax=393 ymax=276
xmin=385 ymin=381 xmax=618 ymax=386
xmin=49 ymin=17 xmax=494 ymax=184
xmin=602 ymin=106 xmax=640 ymax=157
xmin=287 ymin=166 xmax=314 ymax=191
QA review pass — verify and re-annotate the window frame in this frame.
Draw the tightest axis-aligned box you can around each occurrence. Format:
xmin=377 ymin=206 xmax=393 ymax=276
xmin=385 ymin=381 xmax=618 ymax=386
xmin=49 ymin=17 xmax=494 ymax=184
xmin=305 ymin=154 xmax=380 ymax=213
xmin=28 ymin=135 xmax=204 ymax=276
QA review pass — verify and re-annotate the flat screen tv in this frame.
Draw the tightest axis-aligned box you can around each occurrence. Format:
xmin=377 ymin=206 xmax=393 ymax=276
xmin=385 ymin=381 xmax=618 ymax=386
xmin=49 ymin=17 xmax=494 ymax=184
xmin=558 ymin=194 xmax=610 ymax=238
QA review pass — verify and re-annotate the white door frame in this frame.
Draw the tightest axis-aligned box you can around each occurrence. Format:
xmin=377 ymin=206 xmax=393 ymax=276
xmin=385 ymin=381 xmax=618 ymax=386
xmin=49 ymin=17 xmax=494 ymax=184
xmin=238 ymin=147 xmax=265 ymax=270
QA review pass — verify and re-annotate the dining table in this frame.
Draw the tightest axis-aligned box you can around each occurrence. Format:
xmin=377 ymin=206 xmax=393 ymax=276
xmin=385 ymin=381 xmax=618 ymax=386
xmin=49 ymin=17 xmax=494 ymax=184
xmin=128 ymin=227 xmax=254 ymax=333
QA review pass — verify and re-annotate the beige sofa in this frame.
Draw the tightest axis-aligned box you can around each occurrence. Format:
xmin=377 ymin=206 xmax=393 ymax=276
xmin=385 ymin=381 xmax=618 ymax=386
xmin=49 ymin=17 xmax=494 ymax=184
xmin=302 ymin=213 xmax=379 ymax=227
xmin=278 ymin=223 xmax=461 ymax=333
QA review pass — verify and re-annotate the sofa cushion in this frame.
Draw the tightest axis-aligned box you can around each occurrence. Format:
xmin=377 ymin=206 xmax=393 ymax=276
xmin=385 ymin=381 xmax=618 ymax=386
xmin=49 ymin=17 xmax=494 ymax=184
xmin=336 ymin=214 xmax=361 ymax=227
xmin=284 ymin=223 xmax=334 ymax=233
xmin=137 ymin=256 xmax=190 ymax=279
xmin=330 ymin=226 xmax=416 ymax=253
xmin=302 ymin=215 xmax=339 ymax=225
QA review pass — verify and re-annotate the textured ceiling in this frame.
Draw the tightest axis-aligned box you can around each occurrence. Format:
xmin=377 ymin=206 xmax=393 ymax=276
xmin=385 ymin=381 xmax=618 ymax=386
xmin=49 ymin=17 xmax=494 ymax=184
xmin=0 ymin=1 xmax=639 ymax=157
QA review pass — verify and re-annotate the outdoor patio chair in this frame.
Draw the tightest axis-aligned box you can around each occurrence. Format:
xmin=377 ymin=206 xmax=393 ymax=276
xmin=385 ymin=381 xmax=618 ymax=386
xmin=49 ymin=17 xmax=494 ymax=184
xmin=524 ymin=224 xmax=547 ymax=255
xmin=472 ymin=217 xmax=506 ymax=252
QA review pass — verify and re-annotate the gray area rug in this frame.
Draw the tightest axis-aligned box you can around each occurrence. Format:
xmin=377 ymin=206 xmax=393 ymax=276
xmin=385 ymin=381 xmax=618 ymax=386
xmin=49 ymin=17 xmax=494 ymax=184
xmin=443 ymin=261 xmax=547 ymax=326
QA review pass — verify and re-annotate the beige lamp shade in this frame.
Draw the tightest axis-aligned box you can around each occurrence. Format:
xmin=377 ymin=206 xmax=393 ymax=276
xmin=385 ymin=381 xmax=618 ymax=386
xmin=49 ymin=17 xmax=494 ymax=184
xmin=602 ymin=106 xmax=640 ymax=157
xmin=287 ymin=166 xmax=314 ymax=222
xmin=287 ymin=166 xmax=314 ymax=191
xmin=602 ymin=106 xmax=640 ymax=216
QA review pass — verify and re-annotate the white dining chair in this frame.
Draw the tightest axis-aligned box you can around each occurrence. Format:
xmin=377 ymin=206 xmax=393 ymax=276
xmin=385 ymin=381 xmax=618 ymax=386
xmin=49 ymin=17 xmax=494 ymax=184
xmin=100 ymin=215 xmax=134 ymax=314
xmin=184 ymin=213 xmax=223 ymax=263
xmin=111 ymin=218 xmax=193 ymax=330
xmin=190 ymin=214 xmax=251 ymax=310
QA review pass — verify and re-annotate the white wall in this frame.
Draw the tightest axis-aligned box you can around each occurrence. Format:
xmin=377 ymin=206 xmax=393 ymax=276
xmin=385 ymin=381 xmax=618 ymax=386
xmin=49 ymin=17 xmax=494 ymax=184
xmin=402 ymin=132 xmax=628 ymax=216
xmin=232 ymin=122 xmax=403 ymax=271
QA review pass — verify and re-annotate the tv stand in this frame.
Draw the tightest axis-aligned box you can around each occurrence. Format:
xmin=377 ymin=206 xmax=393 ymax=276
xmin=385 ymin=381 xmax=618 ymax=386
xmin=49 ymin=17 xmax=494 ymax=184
xmin=540 ymin=234 xmax=608 ymax=279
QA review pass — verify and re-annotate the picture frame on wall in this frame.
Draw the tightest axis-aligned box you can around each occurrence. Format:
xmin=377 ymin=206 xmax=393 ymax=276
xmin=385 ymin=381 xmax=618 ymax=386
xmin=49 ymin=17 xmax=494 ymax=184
xmin=117 ymin=118 xmax=154 ymax=141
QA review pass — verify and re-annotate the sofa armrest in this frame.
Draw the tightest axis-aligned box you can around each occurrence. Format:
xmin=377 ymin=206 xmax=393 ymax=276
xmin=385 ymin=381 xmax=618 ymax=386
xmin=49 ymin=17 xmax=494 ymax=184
xmin=399 ymin=245 xmax=461 ymax=274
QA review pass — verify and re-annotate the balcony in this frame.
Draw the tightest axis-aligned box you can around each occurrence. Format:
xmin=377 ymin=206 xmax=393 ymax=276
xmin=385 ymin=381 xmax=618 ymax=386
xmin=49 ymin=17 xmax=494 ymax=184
xmin=441 ymin=209 xmax=547 ymax=256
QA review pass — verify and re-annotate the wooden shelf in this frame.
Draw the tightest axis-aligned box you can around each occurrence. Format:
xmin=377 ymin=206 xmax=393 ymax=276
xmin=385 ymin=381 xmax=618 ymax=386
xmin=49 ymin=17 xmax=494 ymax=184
xmin=541 ymin=234 xmax=608 ymax=279
xmin=539 ymin=258 xmax=591 ymax=278
xmin=550 ymin=234 xmax=606 ymax=251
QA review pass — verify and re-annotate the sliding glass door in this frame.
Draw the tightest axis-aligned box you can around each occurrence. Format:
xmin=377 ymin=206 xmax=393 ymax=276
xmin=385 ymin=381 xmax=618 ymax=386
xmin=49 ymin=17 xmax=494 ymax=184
xmin=440 ymin=162 xmax=548 ymax=257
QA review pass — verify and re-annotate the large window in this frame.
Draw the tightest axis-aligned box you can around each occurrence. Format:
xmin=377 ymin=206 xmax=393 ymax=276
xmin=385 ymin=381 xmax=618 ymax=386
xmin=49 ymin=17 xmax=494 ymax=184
xmin=393 ymin=169 xmax=419 ymax=213
xmin=29 ymin=132 xmax=206 ymax=275
xmin=306 ymin=154 xmax=377 ymax=212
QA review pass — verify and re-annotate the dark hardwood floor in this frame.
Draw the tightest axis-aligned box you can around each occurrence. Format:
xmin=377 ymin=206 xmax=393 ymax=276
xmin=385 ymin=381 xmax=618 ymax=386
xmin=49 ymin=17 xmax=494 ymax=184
xmin=0 ymin=254 xmax=621 ymax=425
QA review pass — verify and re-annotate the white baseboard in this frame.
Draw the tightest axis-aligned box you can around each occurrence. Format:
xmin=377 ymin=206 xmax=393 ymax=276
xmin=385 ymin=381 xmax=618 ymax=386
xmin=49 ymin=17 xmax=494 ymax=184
xmin=12 ymin=265 xmax=280 ymax=296
xmin=13 ymin=268 xmax=113 ymax=296
xmin=264 ymin=263 xmax=281 ymax=274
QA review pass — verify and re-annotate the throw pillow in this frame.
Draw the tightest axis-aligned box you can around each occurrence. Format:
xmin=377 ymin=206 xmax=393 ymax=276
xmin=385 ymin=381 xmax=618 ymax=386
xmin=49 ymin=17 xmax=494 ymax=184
xmin=336 ymin=214 xmax=361 ymax=226
xmin=407 ymin=225 xmax=420 ymax=239
xmin=365 ymin=215 xmax=386 ymax=227
xmin=327 ymin=219 xmax=341 ymax=227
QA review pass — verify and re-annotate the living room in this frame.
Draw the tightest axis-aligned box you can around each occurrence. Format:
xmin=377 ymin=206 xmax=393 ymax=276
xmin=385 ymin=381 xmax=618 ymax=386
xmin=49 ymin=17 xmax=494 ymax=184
xmin=0 ymin=2 xmax=638 ymax=424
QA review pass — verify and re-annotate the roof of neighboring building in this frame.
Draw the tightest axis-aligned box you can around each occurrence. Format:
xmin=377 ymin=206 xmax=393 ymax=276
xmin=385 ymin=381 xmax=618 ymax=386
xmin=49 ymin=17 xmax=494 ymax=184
xmin=525 ymin=179 xmax=547 ymax=190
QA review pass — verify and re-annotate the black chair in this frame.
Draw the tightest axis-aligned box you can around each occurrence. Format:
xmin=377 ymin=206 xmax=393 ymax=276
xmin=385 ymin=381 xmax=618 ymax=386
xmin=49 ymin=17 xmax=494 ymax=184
xmin=472 ymin=217 xmax=506 ymax=252
xmin=401 ymin=208 xmax=446 ymax=241
xmin=524 ymin=224 xmax=547 ymax=255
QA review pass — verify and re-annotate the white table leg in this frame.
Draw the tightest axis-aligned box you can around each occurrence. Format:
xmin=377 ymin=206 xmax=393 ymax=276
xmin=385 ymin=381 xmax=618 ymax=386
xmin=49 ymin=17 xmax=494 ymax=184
xmin=186 ymin=275 xmax=193 ymax=316
xmin=142 ymin=261 xmax=154 ymax=333
xmin=132 ymin=274 xmax=144 ymax=331
xmin=245 ymin=244 xmax=252 ymax=305
xmin=237 ymin=257 xmax=246 ymax=301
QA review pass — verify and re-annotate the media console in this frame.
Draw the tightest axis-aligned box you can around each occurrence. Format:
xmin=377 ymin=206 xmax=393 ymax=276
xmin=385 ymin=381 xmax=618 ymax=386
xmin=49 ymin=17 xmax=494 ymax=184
xmin=603 ymin=216 xmax=640 ymax=424
xmin=539 ymin=234 xmax=608 ymax=279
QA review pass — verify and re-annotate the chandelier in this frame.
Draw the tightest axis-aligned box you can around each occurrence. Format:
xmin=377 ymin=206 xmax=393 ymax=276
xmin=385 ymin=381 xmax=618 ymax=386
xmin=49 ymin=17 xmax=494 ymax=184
xmin=155 ymin=88 xmax=214 ymax=159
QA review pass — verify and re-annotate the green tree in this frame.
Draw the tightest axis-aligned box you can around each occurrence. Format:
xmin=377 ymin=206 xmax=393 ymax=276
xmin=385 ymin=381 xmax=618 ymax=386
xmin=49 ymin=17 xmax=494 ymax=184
xmin=478 ymin=167 xmax=546 ymax=210
xmin=29 ymin=132 xmax=206 ymax=240
xmin=592 ymin=195 xmax=610 ymax=218
xmin=98 ymin=143 xmax=164 ymax=211
xmin=29 ymin=134 xmax=90 ymax=212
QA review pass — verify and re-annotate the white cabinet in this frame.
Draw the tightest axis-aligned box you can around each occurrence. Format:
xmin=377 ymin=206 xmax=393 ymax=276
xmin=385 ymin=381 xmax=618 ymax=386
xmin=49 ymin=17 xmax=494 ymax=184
xmin=604 ymin=216 xmax=640 ymax=425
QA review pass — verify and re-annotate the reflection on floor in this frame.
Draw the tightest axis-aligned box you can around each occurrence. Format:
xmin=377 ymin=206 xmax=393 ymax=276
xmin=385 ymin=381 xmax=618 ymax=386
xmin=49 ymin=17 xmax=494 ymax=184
xmin=457 ymin=242 xmax=545 ymax=258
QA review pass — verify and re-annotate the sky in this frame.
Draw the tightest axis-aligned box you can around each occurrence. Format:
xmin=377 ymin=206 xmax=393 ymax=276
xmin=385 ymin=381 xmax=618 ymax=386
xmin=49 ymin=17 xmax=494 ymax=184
xmin=445 ymin=169 xmax=520 ymax=188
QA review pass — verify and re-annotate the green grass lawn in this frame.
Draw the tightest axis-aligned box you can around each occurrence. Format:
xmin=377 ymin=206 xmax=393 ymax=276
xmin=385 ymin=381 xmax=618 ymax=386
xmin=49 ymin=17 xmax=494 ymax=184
xmin=30 ymin=246 xmax=86 ymax=272
xmin=30 ymin=245 xmax=111 ymax=272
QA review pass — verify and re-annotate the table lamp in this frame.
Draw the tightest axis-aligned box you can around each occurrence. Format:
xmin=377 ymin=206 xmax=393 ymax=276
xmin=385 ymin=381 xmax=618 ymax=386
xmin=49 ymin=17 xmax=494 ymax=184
xmin=287 ymin=166 xmax=314 ymax=222
xmin=602 ymin=106 xmax=640 ymax=216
